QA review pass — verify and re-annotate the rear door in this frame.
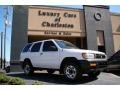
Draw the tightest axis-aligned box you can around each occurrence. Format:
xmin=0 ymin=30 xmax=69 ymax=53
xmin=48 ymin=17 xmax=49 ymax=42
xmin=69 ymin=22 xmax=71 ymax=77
xmin=29 ymin=42 xmax=42 ymax=67
xmin=20 ymin=43 xmax=32 ymax=61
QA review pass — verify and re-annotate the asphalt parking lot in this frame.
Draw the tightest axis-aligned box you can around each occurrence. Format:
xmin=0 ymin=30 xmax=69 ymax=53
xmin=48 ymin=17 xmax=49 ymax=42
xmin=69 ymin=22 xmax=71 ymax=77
xmin=7 ymin=71 xmax=120 ymax=85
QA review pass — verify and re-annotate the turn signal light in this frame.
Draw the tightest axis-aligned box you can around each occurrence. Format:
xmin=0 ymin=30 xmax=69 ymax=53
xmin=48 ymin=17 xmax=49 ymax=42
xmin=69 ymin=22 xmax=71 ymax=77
xmin=90 ymin=63 xmax=96 ymax=67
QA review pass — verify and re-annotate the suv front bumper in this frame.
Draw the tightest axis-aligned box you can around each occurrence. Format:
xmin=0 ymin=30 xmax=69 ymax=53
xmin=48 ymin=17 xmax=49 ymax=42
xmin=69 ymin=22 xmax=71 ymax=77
xmin=79 ymin=60 xmax=107 ymax=73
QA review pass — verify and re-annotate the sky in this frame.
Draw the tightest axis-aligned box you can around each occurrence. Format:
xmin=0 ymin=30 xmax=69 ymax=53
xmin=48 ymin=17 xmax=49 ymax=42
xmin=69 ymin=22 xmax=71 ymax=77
xmin=0 ymin=6 xmax=13 ymax=61
xmin=0 ymin=5 xmax=120 ymax=61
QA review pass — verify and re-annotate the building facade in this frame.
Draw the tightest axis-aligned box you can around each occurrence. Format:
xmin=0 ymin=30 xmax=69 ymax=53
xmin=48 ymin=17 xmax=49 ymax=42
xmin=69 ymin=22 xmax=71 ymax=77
xmin=10 ymin=5 xmax=120 ymax=70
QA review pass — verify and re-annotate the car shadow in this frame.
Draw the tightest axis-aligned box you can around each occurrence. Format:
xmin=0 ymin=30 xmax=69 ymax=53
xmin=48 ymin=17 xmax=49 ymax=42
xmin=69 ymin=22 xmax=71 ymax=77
xmin=8 ymin=72 xmax=98 ymax=85
xmin=105 ymin=71 xmax=120 ymax=77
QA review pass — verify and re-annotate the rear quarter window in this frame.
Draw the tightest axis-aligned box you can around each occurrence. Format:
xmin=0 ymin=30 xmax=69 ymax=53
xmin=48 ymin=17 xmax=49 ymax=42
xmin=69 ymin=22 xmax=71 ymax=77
xmin=30 ymin=42 xmax=42 ymax=52
xmin=22 ymin=43 xmax=32 ymax=53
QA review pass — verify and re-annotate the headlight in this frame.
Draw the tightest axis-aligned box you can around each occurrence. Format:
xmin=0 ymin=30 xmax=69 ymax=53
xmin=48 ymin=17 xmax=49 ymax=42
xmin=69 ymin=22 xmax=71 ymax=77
xmin=82 ymin=53 xmax=95 ymax=59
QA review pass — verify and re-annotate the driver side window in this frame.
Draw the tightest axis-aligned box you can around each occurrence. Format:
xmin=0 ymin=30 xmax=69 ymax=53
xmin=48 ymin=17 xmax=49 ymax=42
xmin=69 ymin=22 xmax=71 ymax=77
xmin=43 ymin=41 xmax=58 ymax=52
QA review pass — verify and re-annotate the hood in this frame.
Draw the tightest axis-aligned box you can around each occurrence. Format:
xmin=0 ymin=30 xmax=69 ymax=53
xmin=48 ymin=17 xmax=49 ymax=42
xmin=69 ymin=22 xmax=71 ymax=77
xmin=63 ymin=48 xmax=105 ymax=55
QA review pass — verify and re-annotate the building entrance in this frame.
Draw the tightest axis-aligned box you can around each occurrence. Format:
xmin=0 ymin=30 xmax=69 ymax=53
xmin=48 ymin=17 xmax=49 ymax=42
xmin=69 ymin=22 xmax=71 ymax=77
xmin=96 ymin=30 xmax=106 ymax=53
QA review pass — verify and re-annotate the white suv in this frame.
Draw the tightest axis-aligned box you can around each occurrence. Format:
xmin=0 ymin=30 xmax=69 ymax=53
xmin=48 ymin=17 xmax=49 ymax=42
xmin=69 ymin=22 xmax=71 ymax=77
xmin=20 ymin=39 xmax=107 ymax=80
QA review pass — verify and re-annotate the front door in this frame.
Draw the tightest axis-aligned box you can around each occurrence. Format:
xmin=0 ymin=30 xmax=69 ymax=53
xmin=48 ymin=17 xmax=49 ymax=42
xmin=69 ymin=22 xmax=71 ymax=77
xmin=39 ymin=40 xmax=59 ymax=69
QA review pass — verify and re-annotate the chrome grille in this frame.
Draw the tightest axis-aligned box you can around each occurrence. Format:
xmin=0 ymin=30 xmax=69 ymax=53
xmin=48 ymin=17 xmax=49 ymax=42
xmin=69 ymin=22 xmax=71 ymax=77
xmin=95 ymin=54 xmax=106 ymax=59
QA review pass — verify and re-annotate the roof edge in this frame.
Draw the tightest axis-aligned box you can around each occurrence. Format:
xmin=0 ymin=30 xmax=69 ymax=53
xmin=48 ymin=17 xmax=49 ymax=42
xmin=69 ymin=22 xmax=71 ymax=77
xmin=83 ymin=5 xmax=109 ymax=9
xmin=29 ymin=5 xmax=83 ymax=11
xmin=111 ymin=12 xmax=120 ymax=16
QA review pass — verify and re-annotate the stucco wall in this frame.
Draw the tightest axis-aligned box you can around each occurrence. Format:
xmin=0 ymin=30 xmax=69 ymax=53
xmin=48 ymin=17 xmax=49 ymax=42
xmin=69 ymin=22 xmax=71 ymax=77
xmin=111 ymin=13 xmax=120 ymax=52
xmin=10 ymin=6 xmax=28 ymax=66
xmin=84 ymin=5 xmax=114 ymax=57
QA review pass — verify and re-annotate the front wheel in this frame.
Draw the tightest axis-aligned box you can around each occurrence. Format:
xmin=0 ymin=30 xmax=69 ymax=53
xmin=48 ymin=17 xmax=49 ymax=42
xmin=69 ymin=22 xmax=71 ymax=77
xmin=63 ymin=63 xmax=82 ymax=81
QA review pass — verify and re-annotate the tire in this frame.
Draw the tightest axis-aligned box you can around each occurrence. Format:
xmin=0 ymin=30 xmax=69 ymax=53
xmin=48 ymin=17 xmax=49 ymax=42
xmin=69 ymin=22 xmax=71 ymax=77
xmin=23 ymin=61 xmax=34 ymax=75
xmin=47 ymin=70 xmax=55 ymax=74
xmin=63 ymin=62 xmax=82 ymax=81
xmin=88 ymin=71 xmax=100 ymax=78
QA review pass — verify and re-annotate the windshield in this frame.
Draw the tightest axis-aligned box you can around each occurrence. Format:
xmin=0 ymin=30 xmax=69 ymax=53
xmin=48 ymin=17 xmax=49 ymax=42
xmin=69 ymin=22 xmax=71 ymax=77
xmin=55 ymin=40 xmax=78 ymax=49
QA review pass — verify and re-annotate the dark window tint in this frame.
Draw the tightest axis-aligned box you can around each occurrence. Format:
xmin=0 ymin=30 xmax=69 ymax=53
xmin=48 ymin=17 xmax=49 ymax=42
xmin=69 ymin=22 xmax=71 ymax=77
xmin=22 ymin=43 xmax=32 ymax=52
xmin=113 ymin=50 xmax=120 ymax=58
xmin=55 ymin=40 xmax=78 ymax=49
xmin=43 ymin=41 xmax=58 ymax=52
xmin=31 ymin=42 xmax=42 ymax=52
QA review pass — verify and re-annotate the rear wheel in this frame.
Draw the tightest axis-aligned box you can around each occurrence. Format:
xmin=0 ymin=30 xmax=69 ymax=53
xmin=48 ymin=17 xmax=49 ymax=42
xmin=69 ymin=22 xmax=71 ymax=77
xmin=63 ymin=62 xmax=82 ymax=81
xmin=23 ymin=61 xmax=34 ymax=75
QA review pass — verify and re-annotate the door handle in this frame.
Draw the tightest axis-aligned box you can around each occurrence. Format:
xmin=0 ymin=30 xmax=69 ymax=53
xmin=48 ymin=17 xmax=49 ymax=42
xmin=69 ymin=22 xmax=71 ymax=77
xmin=40 ymin=53 xmax=43 ymax=55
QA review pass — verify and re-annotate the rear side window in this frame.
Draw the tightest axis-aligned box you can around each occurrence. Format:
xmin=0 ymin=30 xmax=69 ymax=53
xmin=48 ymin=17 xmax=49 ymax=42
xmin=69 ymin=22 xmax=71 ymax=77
xmin=22 ymin=43 xmax=32 ymax=52
xmin=30 ymin=42 xmax=42 ymax=52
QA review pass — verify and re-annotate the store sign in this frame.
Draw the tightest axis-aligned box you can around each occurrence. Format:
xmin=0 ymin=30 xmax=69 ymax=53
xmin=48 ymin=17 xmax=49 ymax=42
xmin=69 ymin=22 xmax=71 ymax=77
xmin=28 ymin=6 xmax=81 ymax=36
xmin=44 ymin=31 xmax=72 ymax=36
xmin=38 ymin=10 xmax=76 ymax=29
